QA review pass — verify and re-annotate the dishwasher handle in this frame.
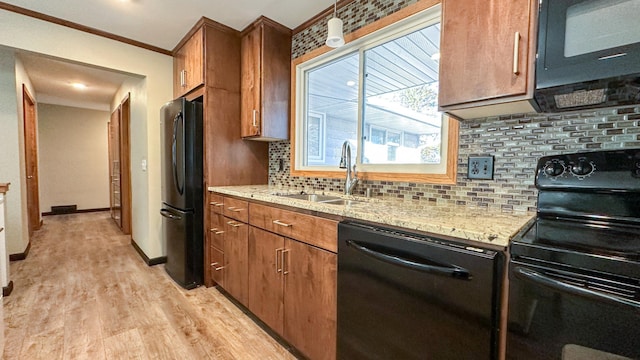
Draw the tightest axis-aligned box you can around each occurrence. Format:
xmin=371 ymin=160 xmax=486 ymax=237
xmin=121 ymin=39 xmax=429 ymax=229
xmin=346 ymin=240 xmax=471 ymax=280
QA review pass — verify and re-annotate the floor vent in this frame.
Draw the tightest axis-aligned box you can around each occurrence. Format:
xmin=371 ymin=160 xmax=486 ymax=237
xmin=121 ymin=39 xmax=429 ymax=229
xmin=51 ymin=205 xmax=77 ymax=214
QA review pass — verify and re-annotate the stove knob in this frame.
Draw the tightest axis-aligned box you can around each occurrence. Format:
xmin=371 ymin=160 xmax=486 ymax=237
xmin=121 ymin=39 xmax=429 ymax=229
xmin=570 ymin=158 xmax=594 ymax=177
xmin=543 ymin=161 xmax=565 ymax=177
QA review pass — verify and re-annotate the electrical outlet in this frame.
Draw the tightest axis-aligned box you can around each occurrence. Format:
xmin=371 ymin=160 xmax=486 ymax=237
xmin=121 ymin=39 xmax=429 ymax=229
xmin=468 ymin=156 xmax=494 ymax=180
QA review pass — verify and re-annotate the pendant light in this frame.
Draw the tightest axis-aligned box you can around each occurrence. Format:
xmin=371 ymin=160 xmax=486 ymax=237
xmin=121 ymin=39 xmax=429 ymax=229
xmin=326 ymin=0 xmax=345 ymax=48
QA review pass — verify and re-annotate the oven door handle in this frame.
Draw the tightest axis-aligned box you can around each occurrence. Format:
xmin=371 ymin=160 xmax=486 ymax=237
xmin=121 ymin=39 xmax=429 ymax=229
xmin=514 ymin=266 xmax=640 ymax=309
xmin=346 ymin=240 xmax=471 ymax=280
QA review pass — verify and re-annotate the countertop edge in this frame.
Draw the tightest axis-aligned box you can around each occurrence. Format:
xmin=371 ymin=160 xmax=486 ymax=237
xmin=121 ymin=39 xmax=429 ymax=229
xmin=208 ymin=185 xmax=535 ymax=249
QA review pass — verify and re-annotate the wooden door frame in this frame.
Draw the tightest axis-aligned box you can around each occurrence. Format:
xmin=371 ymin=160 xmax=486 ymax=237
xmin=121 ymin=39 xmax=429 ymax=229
xmin=119 ymin=93 xmax=132 ymax=235
xmin=22 ymin=84 xmax=41 ymax=235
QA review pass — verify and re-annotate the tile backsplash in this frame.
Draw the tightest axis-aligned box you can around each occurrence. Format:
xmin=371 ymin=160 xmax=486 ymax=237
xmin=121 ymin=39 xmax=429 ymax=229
xmin=275 ymin=0 xmax=640 ymax=213
xmin=269 ymin=107 xmax=640 ymax=212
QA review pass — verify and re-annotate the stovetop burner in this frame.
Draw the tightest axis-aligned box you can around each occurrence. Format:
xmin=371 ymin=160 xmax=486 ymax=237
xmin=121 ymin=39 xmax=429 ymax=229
xmin=511 ymin=149 xmax=640 ymax=279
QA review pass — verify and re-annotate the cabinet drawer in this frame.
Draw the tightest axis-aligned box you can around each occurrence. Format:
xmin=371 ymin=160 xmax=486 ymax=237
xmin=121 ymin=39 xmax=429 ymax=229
xmin=249 ymin=203 xmax=338 ymax=253
xmin=209 ymin=193 xmax=225 ymax=214
xmin=224 ymin=217 xmax=249 ymax=306
xmin=209 ymin=213 xmax=225 ymax=250
xmin=224 ymin=197 xmax=249 ymax=223
xmin=209 ymin=246 xmax=224 ymax=286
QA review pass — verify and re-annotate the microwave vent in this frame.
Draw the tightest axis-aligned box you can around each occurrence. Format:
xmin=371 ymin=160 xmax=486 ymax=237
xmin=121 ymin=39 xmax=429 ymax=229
xmin=554 ymin=89 xmax=606 ymax=109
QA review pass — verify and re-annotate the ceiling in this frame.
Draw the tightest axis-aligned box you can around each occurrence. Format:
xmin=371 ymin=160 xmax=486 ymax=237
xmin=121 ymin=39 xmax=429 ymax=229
xmin=2 ymin=0 xmax=337 ymax=51
xmin=2 ymin=0 xmax=337 ymax=111
xmin=17 ymin=51 xmax=142 ymax=111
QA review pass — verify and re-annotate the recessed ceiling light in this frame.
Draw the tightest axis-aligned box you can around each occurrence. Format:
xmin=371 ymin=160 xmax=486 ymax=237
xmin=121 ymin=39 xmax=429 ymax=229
xmin=346 ymin=80 xmax=356 ymax=87
xmin=71 ymin=83 xmax=87 ymax=90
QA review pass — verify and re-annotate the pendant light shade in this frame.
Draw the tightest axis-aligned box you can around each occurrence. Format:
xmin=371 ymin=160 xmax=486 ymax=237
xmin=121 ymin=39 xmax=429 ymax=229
xmin=326 ymin=0 xmax=345 ymax=48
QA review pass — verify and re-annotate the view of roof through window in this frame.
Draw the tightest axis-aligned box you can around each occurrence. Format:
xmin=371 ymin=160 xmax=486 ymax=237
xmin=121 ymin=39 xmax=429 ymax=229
xmin=305 ymin=22 xmax=442 ymax=167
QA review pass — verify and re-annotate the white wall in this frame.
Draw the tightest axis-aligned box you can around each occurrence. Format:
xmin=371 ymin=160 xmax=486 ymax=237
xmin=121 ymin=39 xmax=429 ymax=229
xmin=112 ymin=78 xmax=154 ymax=253
xmin=37 ymin=104 xmax=110 ymax=212
xmin=0 ymin=48 xmax=35 ymax=255
xmin=0 ymin=9 xmax=173 ymax=259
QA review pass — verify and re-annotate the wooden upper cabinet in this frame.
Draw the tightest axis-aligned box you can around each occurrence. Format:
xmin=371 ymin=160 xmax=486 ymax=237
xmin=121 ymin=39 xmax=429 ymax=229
xmin=438 ymin=0 xmax=538 ymax=119
xmin=173 ymin=26 xmax=204 ymax=98
xmin=240 ymin=17 xmax=292 ymax=140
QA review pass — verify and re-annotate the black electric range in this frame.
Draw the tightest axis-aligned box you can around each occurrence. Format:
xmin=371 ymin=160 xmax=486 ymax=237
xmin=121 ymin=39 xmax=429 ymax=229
xmin=507 ymin=149 xmax=640 ymax=360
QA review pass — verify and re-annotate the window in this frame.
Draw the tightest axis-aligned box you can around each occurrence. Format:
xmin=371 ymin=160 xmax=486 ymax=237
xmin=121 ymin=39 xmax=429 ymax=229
xmin=306 ymin=111 xmax=326 ymax=163
xmin=292 ymin=3 xmax=457 ymax=183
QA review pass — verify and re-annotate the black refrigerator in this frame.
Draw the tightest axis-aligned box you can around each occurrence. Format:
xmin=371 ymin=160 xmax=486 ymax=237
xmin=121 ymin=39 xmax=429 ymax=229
xmin=160 ymin=98 xmax=203 ymax=289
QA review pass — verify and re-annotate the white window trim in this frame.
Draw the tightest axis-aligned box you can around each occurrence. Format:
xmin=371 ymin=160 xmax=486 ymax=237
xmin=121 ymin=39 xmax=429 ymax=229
xmin=293 ymin=3 xmax=453 ymax=178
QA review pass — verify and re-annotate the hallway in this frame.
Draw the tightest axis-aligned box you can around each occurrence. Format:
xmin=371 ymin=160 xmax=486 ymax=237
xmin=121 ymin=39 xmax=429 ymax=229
xmin=2 ymin=212 xmax=295 ymax=359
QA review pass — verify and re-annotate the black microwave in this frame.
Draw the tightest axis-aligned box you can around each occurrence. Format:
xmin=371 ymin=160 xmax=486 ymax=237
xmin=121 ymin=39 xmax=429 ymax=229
xmin=534 ymin=0 xmax=640 ymax=112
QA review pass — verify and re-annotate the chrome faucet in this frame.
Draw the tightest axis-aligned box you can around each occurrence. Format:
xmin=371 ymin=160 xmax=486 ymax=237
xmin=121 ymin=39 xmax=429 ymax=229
xmin=339 ymin=141 xmax=358 ymax=195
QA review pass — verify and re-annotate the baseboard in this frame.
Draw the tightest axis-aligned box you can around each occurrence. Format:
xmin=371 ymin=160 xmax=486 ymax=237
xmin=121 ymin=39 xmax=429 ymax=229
xmin=3 ymin=280 xmax=14 ymax=297
xmin=9 ymin=241 xmax=31 ymax=261
xmin=42 ymin=207 xmax=110 ymax=216
xmin=131 ymin=239 xmax=167 ymax=266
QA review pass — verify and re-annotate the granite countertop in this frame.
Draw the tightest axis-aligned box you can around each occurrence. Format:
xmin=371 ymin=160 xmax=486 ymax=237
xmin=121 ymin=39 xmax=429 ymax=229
xmin=208 ymin=185 xmax=535 ymax=249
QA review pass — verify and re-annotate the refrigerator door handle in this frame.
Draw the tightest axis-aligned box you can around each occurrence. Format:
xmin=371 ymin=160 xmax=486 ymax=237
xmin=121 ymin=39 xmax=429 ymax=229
xmin=172 ymin=112 xmax=185 ymax=196
xmin=160 ymin=208 xmax=182 ymax=220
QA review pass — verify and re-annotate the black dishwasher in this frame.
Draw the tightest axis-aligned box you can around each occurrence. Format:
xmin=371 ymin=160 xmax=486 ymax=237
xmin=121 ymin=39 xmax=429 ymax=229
xmin=338 ymin=221 xmax=503 ymax=360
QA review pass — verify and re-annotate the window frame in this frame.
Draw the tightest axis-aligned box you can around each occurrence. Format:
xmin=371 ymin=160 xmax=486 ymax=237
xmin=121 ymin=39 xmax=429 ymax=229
xmin=290 ymin=0 xmax=457 ymax=184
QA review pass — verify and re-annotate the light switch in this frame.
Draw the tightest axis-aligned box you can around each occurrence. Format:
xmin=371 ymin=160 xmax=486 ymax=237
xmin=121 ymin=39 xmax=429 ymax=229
xmin=141 ymin=159 xmax=147 ymax=172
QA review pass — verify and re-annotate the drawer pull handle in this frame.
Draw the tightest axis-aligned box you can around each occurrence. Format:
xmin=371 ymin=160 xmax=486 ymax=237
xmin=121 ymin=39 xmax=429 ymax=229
xmin=211 ymin=262 xmax=224 ymax=271
xmin=226 ymin=207 xmax=244 ymax=212
xmin=210 ymin=202 xmax=224 ymax=207
xmin=226 ymin=221 xmax=242 ymax=228
xmin=272 ymin=220 xmax=292 ymax=227
xmin=210 ymin=228 xmax=225 ymax=235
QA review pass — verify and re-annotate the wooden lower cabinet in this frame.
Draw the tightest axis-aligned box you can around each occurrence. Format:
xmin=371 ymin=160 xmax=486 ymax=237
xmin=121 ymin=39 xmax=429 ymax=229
xmin=248 ymin=227 xmax=285 ymax=334
xmin=248 ymin=226 xmax=337 ymax=360
xmin=283 ymin=238 xmax=337 ymax=360
xmin=223 ymin=218 xmax=249 ymax=306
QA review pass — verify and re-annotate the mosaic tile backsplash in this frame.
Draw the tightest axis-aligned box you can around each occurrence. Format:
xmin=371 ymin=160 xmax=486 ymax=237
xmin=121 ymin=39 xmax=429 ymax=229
xmin=276 ymin=0 xmax=640 ymax=213
xmin=269 ymin=107 xmax=640 ymax=213
xmin=292 ymin=0 xmax=419 ymax=59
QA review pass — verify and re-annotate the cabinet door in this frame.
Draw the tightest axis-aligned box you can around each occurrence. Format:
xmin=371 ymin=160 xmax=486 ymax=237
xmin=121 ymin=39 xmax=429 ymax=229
xmin=284 ymin=239 xmax=337 ymax=360
xmin=248 ymin=227 xmax=285 ymax=335
xmin=223 ymin=218 xmax=248 ymax=306
xmin=174 ymin=27 xmax=204 ymax=98
xmin=438 ymin=0 xmax=533 ymax=107
xmin=241 ymin=24 xmax=262 ymax=137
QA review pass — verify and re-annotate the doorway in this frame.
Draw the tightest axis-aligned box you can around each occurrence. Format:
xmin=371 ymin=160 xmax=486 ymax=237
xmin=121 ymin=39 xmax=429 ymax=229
xmin=22 ymin=85 xmax=41 ymax=235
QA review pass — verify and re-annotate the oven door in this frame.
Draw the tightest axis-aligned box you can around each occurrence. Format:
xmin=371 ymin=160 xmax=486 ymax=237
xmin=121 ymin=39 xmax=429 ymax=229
xmin=507 ymin=258 xmax=640 ymax=359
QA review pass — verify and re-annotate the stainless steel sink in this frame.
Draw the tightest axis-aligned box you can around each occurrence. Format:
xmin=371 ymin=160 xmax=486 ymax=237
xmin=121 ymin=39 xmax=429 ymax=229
xmin=278 ymin=193 xmax=342 ymax=202
xmin=277 ymin=193 xmax=364 ymax=205
xmin=321 ymin=199 xmax=363 ymax=206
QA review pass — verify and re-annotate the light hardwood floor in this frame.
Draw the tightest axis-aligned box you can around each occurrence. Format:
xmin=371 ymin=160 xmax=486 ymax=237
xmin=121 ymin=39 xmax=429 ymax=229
xmin=3 ymin=212 xmax=297 ymax=360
